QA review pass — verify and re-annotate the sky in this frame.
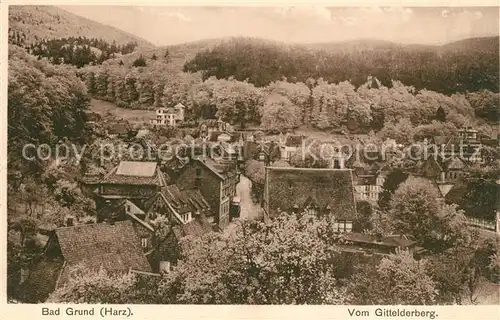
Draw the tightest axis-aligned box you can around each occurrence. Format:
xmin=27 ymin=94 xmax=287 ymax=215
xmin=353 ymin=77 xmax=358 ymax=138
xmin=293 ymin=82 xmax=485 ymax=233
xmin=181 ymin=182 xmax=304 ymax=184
xmin=60 ymin=6 xmax=499 ymax=46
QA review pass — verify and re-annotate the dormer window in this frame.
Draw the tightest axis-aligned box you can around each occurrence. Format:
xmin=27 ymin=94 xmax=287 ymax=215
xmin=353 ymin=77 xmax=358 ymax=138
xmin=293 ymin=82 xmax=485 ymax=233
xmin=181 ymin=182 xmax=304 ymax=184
xmin=141 ymin=238 xmax=148 ymax=248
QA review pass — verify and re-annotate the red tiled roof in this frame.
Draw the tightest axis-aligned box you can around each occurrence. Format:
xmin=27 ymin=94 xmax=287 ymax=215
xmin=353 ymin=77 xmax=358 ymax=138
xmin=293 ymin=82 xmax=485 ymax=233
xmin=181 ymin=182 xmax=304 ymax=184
xmin=54 ymin=221 xmax=151 ymax=278
xmin=264 ymin=167 xmax=357 ymax=220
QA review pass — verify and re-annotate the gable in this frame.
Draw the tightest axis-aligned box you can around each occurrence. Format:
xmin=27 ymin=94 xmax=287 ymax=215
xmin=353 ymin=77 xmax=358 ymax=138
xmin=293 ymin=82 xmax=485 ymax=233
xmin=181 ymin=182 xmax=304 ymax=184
xmin=422 ymin=157 xmax=443 ymax=174
xmin=437 ymin=183 xmax=455 ymax=198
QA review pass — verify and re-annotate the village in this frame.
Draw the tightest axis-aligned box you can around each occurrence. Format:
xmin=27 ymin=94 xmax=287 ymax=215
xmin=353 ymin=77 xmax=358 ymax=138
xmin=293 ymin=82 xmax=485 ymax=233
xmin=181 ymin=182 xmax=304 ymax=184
xmin=6 ymin=5 xmax=500 ymax=306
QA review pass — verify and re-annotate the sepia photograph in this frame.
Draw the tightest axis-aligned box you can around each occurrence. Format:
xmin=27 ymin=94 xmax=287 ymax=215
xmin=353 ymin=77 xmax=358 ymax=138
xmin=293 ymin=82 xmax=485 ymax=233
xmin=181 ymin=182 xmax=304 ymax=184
xmin=4 ymin=2 xmax=500 ymax=308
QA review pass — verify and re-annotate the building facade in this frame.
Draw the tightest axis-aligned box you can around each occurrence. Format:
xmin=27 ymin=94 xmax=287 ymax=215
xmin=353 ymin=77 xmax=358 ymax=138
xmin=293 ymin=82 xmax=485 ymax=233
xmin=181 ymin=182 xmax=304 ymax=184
xmin=176 ymin=158 xmax=239 ymax=230
xmin=97 ymin=161 xmax=168 ymax=209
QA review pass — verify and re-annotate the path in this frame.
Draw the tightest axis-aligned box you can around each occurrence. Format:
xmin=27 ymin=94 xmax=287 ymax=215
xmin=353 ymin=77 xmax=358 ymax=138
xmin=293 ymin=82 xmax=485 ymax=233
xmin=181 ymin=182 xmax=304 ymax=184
xmin=236 ymin=174 xmax=263 ymax=220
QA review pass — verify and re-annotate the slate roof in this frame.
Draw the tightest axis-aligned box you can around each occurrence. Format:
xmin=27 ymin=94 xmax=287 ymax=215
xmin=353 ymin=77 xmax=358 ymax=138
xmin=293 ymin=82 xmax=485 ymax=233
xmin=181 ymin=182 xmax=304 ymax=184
xmin=264 ymin=167 xmax=357 ymax=220
xmin=162 ymin=185 xmax=211 ymax=215
xmin=97 ymin=199 xmax=146 ymax=223
xmin=54 ymin=221 xmax=152 ymax=279
xmin=101 ymin=161 xmax=167 ymax=186
xmin=145 ymin=185 xmax=213 ymax=223
xmin=108 ymin=122 xmax=130 ymax=135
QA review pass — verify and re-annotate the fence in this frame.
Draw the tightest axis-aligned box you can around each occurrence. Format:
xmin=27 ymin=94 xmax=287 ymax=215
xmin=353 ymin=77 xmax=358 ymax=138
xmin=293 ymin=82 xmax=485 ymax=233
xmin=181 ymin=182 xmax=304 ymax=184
xmin=467 ymin=217 xmax=496 ymax=231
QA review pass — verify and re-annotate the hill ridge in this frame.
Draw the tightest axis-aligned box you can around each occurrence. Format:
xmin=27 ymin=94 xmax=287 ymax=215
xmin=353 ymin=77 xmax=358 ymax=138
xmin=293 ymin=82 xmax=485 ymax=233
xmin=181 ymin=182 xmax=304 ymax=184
xmin=9 ymin=5 xmax=154 ymax=47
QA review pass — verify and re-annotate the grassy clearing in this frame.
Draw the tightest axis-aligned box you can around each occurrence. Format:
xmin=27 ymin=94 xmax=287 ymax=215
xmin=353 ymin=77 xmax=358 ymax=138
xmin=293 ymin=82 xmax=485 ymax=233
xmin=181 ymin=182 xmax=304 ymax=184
xmin=89 ymin=99 xmax=155 ymax=124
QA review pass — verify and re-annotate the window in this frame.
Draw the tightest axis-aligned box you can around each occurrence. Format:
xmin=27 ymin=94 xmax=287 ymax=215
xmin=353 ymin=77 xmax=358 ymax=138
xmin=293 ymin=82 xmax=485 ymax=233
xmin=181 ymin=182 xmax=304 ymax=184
xmin=126 ymin=204 xmax=131 ymax=213
xmin=345 ymin=221 xmax=353 ymax=232
xmin=141 ymin=238 xmax=148 ymax=248
xmin=196 ymin=167 xmax=201 ymax=176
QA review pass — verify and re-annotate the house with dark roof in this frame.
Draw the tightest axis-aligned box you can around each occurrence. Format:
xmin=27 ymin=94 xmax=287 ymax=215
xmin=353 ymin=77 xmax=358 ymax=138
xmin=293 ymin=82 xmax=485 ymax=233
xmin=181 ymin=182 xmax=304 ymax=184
xmin=140 ymin=185 xmax=215 ymax=271
xmin=97 ymin=161 xmax=168 ymax=208
xmin=419 ymin=155 xmax=468 ymax=198
xmin=17 ymin=221 xmax=151 ymax=303
xmin=97 ymin=199 xmax=146 ymax=223
xmin=95 ymin=184 xmax=214 ymax=273
xmin=176 ymin=157 xmax=240 ymax=230
xmin=263 ymin=167 xmax=358 ymax=232
xmin=243 ymin=141 xmax=281 ymax=165
xmin=107 ymin=121 xmax=134 ymax=139
xmin=145 ymin=185 xmax=212 ymax=225
xmin=429 ymin=127 xmax=483 ymax=164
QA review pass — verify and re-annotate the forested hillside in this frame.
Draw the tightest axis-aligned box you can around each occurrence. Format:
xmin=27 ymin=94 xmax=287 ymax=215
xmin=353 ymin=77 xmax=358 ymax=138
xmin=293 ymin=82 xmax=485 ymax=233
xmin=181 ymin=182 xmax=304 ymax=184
xmin=8 ymin=45 xmax=92 ymax=176
xmin=8 ymin=5 xmax=153 ymax=47
xmin=183 ymin=36 xmax=500 ymax=94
